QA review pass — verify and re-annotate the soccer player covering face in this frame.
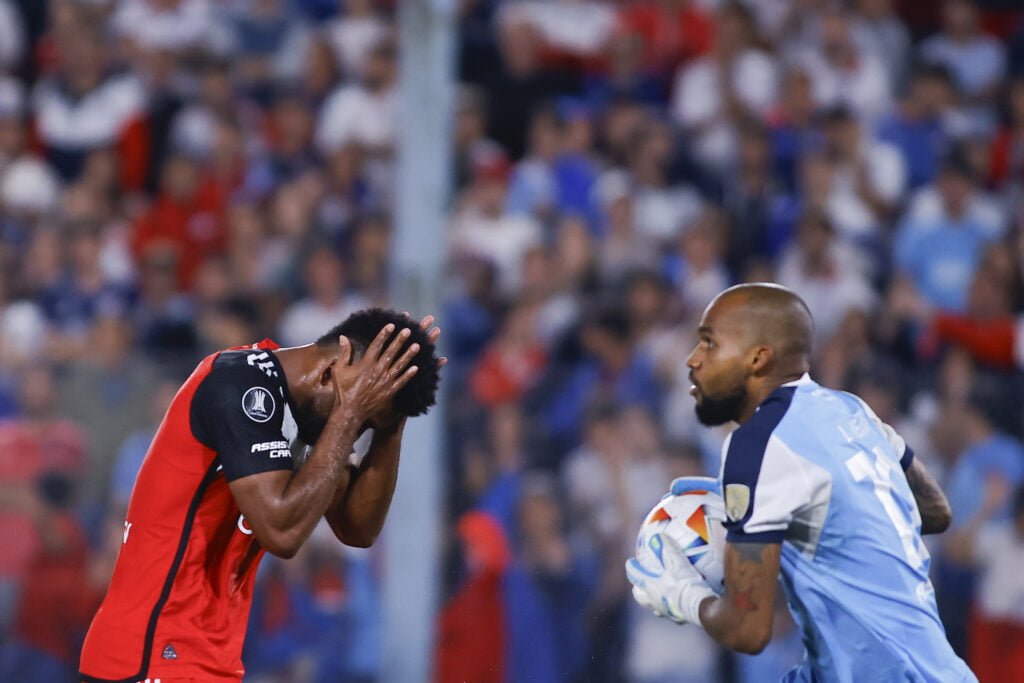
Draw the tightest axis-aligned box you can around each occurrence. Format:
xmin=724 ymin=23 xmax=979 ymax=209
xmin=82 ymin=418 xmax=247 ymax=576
xmin=627 ymin=284 xmax=978 ymax=682
xmin=80 ymin=308 xmax=444 ymax=683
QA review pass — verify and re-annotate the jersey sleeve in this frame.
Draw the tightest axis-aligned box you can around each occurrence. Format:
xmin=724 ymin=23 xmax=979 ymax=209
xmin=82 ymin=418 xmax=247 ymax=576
xmin=721 ymin=430 xmax=819 ymax=544
xmin=849 ymin=393 xmax=914 ymax=470
xmin=191 ymin=361 xmax=294 ymax=482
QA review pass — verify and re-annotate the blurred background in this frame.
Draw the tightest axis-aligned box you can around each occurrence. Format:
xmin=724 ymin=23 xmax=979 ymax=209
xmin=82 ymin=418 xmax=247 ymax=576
xmin=1 ymin=0 xmax=1024 ymax=681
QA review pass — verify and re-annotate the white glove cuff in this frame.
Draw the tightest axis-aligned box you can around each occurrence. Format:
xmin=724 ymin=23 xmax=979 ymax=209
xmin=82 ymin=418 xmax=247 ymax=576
xmin=678 ymin=582 xmax=716 ymax=626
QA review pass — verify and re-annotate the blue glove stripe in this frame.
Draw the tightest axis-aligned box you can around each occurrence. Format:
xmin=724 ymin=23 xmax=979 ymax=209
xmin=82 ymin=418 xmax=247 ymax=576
xmin=625 ymin=558 xmax=661 ymax=588
xmin=669 ymin=476 xmax=722 ymax=497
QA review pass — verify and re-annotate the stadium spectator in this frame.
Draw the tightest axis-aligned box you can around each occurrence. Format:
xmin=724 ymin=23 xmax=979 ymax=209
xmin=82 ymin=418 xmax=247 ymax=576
xmin=595 ymin=171 xmax=659 ymax=280
xmin=627 ymin=119 xmax=703 ymax=246
xmin=851 ymin=0 xmax=912 ymax=92
xmin=326 ymin=0 xmax=389 ymax=80
xmin=434 ymin=510 xmax=509 ymax=683
xmin=720 ymin=121 xmax=785 ymax=268
xmin=767 ymin=66 xmax=817 ymax=193
xmin=666 ymin=207 xmax=731 ymax=313
xmin=472 ymin=403 xmax=529 ymax=531
xmin=245 ymin=88 xmax=320 ymax=196
xmin=231 ymin=0 xmax=312 ymax=92
xmin=347 ymin=213 xmax=392 ymax=303
xmin=919 ymin=0 xmax=1006 ymax=112
xmin=316 ymin=38 xmax=398 ymax=156
xmin=505 ymin=472 xmax=597 ymax=683
xmin=245 ymin=529 xmax=382 ymax=683
xmin=505 ymin=105 xmax=563 ymax=221
xmin=1 ymin=156 xmax=60 ymax=223
xmin=945 ymin=479 xmax=1024 ymax=681
xmin=443 ymin=256 xmax=500 ymax=380
xmin=989 ymin=75 xmax=1024 ymax=194
xmin=820 ymin=104 xmax=907 ymax=230
xmin=776 ymin=209 xmax=876 ymax=343
xmin=790 ymin=4 xmax=892 ymax=124
xmin=33 ymin=22 xmax=149 ymax=190
xmin=584 ymin=30 xmax=665 ymax=109
xmin=451 ymin=150 xmax=542 ymax=295
xmin=474 ymin=15 xmax=580 ymax=159
xmin=0 ymin=0 xmax=24 ymax=72
xmin=894 ymin=152 xmax=1004 ymax=312
xmin=57 ymin=313 xmax=159 ymax=510
xmin=39 ymin=220 xmax=133 ymax=343
xmin=542 ymin=307 xmax=661 ymax=452
xmin=112 ymin=0 xmax=219 ymax=55
xmin=670 ymin=1 xmax=778 ymax=173
xmin=617 ymin=0 xmax=714 ymax=76
xmin=0 ymin=366 xmax=84 ymax=635
xmin=469 ymin=298 xmax=547 ymax=409
xmin=894 ymin=246 xmax=1024 ymax=371
xmin=132 ymin=152 xmax=227 ymax=289
xmin=277 ymin=245 xmax=369 ymax=348
xmin=500 ymin=0 xmax=617 ymax=64
xmin=169 ymin=58 xmax=252 ymax=163
xmin=943 ymin=381 xmax=1024 ymax=526
xmin=877 ymin=64 xmax=959 ymax=190
xmin=0 ymin=472 xmax=102 ymax=683
xmin=452 ymin=86 xmax=501 ymax=192
xmin=0 ymin=79 xmax=27 ymax=173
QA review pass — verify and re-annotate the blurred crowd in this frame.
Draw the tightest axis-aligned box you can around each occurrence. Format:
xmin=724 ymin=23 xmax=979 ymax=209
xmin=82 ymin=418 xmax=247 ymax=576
xmin=1 ymin=0 xmax=1024 ymax=682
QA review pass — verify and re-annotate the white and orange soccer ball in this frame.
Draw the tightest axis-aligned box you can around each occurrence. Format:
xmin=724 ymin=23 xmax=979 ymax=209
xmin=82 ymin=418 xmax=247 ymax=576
xmin=634 ymin=480 xmax=727 ymax=594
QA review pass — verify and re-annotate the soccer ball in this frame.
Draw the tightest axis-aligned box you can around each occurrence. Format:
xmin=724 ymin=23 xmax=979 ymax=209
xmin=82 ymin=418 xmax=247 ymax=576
xmin=634 ymin=487 xmax=727 ymax=594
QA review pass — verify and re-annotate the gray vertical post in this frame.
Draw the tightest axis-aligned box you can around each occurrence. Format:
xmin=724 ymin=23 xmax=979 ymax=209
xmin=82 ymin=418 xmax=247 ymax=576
xmin=383 ymin=0 xmax=455 ymax=681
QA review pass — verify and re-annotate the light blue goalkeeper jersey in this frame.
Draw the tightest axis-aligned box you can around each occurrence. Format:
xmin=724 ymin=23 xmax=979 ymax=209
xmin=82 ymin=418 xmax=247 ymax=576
xmin=719 ymin=375 xmax=976 ymax=683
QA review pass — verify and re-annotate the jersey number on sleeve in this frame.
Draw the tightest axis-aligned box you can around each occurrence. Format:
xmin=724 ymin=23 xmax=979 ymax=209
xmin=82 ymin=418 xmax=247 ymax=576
xmin=845 ymin=448 xmax=926 ymax=571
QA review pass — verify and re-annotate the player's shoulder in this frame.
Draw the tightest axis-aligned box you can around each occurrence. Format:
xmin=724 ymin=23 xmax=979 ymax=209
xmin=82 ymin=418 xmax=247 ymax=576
xmin=212 ymin=346 xmax=281 ymax=378
xmin=721 ymin=385 xmax=799 ymax=485
xmin=831 ymin=388 xmax=881 ymax=422
xmin=193 ymin=347 xmax=287 ymax=423
xmin=728 ymin=385 xmax=798 ymax=452
xmin=203 ymin=346 xmax=285 ymax=393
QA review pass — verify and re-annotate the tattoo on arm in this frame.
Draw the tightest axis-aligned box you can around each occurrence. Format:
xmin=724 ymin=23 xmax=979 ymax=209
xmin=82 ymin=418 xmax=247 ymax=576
xmin=905 ymin=459 xmax=953 ymax=535
xmin=734 ymin=588 xmax=758 ymax=613
xmin=734 ymin=542 xmax=767 ymax=565
xmin=699 ymin=541 xmax=779 ymax=653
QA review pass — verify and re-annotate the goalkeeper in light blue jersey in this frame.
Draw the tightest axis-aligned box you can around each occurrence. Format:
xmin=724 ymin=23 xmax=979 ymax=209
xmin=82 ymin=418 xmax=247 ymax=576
xmin=626 ymin=283 xmax=976 ymax=683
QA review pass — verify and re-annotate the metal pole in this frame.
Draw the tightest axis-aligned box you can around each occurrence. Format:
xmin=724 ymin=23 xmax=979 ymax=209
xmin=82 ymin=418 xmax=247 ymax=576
xmin=383 ymin=1 xmax=455 ymax=681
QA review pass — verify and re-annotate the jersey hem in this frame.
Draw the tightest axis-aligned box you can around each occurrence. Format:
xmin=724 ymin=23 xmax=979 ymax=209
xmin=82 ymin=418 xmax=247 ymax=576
xmin=80 ymin=672 xmax=144 ymax=683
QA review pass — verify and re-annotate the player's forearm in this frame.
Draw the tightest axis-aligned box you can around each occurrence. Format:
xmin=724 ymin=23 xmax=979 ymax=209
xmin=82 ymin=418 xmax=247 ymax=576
xmin=904 ymin=458 xmax=953 ymax=535
xmin=266 ymin=411 xmax=362 ymax=556
xmin=325 ymin=419 xmax=404 ymax=547
xmin=698 ymin=541 xmax=778 ymax=655
xmin=698 ymin=594 xmax=771 ymax=655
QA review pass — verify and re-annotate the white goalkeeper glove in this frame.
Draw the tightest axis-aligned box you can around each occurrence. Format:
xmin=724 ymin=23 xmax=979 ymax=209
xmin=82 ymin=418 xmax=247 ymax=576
xmin=625 ymin=531 xmax=716 ymax=626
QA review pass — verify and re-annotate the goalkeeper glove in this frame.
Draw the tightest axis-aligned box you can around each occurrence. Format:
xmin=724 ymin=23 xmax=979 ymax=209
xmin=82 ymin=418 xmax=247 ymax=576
xmin=625 ymin=531 xmax=716 ymax=626
xmin=669 ymin=475 xmax=721 ymax=497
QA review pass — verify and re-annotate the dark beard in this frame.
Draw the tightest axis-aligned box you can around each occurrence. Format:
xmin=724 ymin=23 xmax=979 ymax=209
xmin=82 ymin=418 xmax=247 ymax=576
xmin=294 ymin=399 xmax=328 ymax=447
xmin=695 ymin=384 xmax=747 ymax=426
